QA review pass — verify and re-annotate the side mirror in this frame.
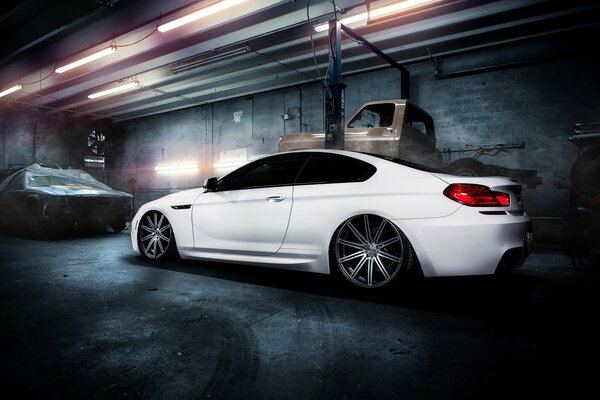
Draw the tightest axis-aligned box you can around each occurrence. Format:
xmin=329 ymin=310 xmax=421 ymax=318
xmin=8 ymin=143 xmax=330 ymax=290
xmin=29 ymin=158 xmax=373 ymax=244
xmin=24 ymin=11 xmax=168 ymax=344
xmin=203 ymin=177 xmax=218 ymax=192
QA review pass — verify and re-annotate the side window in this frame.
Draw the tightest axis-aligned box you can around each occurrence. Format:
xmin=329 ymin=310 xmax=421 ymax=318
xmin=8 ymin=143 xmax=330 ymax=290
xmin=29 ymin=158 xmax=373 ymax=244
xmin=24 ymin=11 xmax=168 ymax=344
xmin=295 ymin=153 xmax=376 ymax=185
xmin=347 ymin=103 xmax=395 ymax=128
xmin=217 ymin=153 xmax=308 ymax=191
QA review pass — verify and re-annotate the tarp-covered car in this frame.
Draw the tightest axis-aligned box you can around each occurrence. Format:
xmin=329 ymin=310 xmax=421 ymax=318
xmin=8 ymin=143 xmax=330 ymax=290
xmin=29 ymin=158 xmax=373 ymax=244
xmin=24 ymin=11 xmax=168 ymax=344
xmin=0 ymin=164 xmax=133 ymax=236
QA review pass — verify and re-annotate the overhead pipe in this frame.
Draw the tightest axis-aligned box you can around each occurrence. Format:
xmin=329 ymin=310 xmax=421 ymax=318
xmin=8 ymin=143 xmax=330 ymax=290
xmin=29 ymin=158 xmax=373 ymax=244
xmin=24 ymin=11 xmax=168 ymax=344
xmin=427 ymin=48 xmax=551 ymax=79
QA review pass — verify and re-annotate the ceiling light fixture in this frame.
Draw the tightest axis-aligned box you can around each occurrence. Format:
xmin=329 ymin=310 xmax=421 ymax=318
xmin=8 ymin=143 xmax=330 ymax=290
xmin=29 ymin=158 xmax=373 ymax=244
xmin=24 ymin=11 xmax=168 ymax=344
xmin=56 ymin=45 xmax=117 ymax=74
xmin=314 ymin=0 xmax=443 ymax=32
xmin=158 ymin=0 xmax=248 ymax=33
xmin=88 ymin=81 xmax=140 ymax=99
xmin=0 ymin=84 xmax=22 ymax=98
xmin=171 ymin=46 xmax=251 ymax=74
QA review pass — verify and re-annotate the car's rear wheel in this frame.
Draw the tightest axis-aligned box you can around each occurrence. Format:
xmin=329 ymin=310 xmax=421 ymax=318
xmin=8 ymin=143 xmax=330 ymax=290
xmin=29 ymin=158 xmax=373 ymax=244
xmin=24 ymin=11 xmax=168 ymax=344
xmin=334 ymin=214 xmax=412 ymax=289
xmin=138 ymin=211 xmax=176 ymax=260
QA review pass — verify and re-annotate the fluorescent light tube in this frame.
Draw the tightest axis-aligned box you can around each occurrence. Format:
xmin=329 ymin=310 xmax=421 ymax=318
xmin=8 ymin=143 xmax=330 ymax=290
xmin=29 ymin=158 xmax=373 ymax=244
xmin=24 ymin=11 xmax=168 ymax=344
xmin=158 ymin=0 xmax=247 ymax=32
xmin=88 ymin=81 xmax=139 ymax=99
xmin=56 ymin=46 xmax=116 ymax=74
xmin=315 ymin=0 xmax=442 ymax=32
xmin=155 ymin=162 xmax=200 ymax=175
xmin=0 ymin=84 xmax=22 ymax=98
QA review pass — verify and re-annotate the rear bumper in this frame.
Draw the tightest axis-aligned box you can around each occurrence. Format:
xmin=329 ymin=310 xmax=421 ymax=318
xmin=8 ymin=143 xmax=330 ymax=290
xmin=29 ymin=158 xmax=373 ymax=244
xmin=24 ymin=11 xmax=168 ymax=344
xmin=495 ymin=230 xmax=533 ymax=274
xmin=393 ymin=208 xmax=532 ymax=277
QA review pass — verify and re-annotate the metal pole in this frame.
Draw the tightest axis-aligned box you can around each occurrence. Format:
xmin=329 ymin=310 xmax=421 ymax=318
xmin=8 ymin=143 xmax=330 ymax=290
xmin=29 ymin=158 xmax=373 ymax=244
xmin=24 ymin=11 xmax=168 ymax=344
xmin=325 ymin=19 xmax=345 ymax=150
xmin=340 ymin=23 xmax=410 ymax=99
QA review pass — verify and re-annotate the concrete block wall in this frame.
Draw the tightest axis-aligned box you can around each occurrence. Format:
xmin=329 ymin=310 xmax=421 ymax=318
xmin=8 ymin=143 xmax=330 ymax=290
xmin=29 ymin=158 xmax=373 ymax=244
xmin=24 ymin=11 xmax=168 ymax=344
xmin=0 ymin=110 xmax=85 ymax=170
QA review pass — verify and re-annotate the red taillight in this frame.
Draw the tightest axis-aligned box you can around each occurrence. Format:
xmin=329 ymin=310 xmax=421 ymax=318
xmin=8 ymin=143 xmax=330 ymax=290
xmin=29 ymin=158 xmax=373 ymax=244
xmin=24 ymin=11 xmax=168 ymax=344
xmin=443 ymin=184 xmax=510 ymax=207
xmin=493 ymin=191 xmax=510 ymax=206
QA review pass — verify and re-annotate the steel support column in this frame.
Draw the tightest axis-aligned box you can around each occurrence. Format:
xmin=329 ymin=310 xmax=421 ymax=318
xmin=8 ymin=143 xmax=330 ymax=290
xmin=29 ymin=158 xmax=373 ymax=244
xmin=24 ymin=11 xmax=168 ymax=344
xmin=340 ymin=23 xmax=410 ymax=99
xmin=325 ymin=19 xmax=346 ymax=150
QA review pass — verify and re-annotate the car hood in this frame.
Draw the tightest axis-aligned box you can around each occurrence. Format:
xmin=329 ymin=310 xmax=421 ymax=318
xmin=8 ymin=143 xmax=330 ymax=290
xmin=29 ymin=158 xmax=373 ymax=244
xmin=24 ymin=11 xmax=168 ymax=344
xmin=140 ymin=188 xmax=206 ymax=211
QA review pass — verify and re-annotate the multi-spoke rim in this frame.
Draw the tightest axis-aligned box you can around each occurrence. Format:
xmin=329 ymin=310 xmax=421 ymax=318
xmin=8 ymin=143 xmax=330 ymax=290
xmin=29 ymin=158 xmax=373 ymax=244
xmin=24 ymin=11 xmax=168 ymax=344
xmin=139 ymin=211 xmax=172 ymax=259
xmin=335 ymin=214 xmax=405 ymax=288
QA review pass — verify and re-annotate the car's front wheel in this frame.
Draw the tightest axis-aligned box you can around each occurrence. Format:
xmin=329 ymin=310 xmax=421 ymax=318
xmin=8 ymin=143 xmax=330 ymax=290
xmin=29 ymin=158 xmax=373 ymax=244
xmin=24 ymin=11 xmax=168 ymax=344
xmin=138 ymin=211 xmax=177 ymax=260
xmin=334 ymin=214 xmax=413 ymax=289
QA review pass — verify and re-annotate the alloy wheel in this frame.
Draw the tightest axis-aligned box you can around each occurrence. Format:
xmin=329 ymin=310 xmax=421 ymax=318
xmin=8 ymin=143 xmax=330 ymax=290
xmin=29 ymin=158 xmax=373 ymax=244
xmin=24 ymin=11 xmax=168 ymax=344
xmin=335 ymin=214 xmax=406 ymax=288
xmin=139 ymin=211 xmax=173 ymax=259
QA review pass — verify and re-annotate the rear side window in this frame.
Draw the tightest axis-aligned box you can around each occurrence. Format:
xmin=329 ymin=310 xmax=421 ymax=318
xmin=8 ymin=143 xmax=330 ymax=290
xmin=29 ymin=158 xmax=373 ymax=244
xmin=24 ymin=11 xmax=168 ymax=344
xmin=295 ymin=153 xmax=376 ymax=185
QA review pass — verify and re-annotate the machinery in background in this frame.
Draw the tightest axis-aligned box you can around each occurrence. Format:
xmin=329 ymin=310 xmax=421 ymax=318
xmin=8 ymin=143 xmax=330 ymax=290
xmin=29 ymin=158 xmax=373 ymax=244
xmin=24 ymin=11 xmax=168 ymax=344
xmin=564 ymin=123 xmax=600 ymax=272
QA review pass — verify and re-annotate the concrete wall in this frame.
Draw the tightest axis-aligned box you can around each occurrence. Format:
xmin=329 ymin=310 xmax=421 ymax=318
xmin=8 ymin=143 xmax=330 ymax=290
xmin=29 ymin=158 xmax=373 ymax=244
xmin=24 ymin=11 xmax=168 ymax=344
xmin=0 ymin=110 xmax=86 ymax=170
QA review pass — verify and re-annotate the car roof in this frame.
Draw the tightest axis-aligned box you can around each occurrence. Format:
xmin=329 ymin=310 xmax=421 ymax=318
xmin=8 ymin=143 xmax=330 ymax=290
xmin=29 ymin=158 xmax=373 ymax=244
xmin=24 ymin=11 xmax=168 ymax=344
xmin=278 ymin=148 xmax=441 ymax=173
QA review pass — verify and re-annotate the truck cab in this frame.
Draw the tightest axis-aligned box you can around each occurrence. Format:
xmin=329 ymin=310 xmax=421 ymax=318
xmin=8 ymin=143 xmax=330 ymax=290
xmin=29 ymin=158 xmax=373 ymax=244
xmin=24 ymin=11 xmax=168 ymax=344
xmin=278 ymin=99 xmax=437 ymax=166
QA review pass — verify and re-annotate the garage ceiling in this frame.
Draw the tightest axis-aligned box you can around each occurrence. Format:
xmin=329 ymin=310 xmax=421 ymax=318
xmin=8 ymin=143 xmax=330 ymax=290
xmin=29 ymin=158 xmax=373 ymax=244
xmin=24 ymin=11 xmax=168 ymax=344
xmin=0 ymin=0 xmax=598 ymax=122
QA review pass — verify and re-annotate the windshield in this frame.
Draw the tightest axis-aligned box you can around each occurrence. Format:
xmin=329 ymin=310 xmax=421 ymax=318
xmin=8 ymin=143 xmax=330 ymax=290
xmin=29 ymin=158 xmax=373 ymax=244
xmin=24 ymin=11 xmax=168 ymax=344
xmin=27 ymin=174 xmax=90 ymax=187
xmin=23 ymin=164 xmax=111 ymax=190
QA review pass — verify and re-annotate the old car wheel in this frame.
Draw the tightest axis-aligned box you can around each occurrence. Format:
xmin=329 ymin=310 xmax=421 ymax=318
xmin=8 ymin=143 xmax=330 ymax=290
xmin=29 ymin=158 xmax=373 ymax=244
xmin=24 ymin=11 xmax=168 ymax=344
xmin=110 ymin=220 xmax=127 ymax=232
xmin=335 ymin=214 xmax=411 ymax=289
xmin=444 ymin=158 xmax=486 ymax=177
xmin=138 ymin=211 xmax=176 ymax=260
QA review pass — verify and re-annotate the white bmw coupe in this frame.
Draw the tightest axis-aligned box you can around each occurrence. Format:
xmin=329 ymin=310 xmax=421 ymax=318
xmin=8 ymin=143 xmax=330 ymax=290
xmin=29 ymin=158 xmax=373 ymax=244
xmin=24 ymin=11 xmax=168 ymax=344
xmin=131 ymin=150 xmax=532 ymax=289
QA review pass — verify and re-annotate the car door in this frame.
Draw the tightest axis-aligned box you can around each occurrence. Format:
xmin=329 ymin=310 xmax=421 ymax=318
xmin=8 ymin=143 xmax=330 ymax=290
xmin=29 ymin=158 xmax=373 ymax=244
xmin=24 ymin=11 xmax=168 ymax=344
xmin=281 ymin=152 xmax=377 ymax=250
xmin=192 ymin=153 xmax=309 ymax=255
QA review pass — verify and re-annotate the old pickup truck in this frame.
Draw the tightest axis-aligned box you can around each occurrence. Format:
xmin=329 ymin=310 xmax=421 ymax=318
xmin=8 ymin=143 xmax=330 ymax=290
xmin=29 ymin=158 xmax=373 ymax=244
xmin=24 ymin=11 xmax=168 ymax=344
xmin=279 ymin=99 xmax=438 ymax=166
xmin=278 ymin=99 xmax=541 ymax=188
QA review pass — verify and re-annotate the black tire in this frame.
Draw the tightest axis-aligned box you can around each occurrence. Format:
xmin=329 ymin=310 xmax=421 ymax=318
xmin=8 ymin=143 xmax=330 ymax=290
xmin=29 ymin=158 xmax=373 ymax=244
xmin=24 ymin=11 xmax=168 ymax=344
xmin=332 ymin=214 xmax=414 ymax=289
xmin=138 ymin=211 xmax=177 ymax=260
xmin=444 ymin=158 xmax=486 ymax=177
xmin=110 ymin=220 xmax=127 ymax=232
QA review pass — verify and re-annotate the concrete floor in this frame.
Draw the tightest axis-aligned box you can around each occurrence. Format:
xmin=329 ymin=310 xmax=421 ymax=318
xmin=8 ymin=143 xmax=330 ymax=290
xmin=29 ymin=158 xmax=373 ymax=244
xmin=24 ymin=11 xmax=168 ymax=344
xmin=1 ymin=231 xmax=598 ymax=400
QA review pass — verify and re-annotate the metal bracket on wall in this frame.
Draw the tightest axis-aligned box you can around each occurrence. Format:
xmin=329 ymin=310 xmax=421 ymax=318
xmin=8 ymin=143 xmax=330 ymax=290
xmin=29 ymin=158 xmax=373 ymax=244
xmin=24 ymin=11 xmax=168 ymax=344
xmin=570 ymin=123 xmax=600 ymax=148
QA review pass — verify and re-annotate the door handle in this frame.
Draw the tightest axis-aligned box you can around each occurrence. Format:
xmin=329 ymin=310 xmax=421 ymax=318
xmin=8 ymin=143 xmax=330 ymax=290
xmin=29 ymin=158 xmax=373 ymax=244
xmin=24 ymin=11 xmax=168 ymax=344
xmin=266 ymin=195 xmax=286 ymax=202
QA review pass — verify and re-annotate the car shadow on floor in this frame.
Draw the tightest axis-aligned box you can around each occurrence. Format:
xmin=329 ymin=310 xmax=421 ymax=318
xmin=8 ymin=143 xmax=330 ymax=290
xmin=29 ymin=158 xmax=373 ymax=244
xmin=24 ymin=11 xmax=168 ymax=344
xmin=123 ymin=254 xmax=539 ymax=319
xmin=0 ymin=227 xmax=126 ymax=241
